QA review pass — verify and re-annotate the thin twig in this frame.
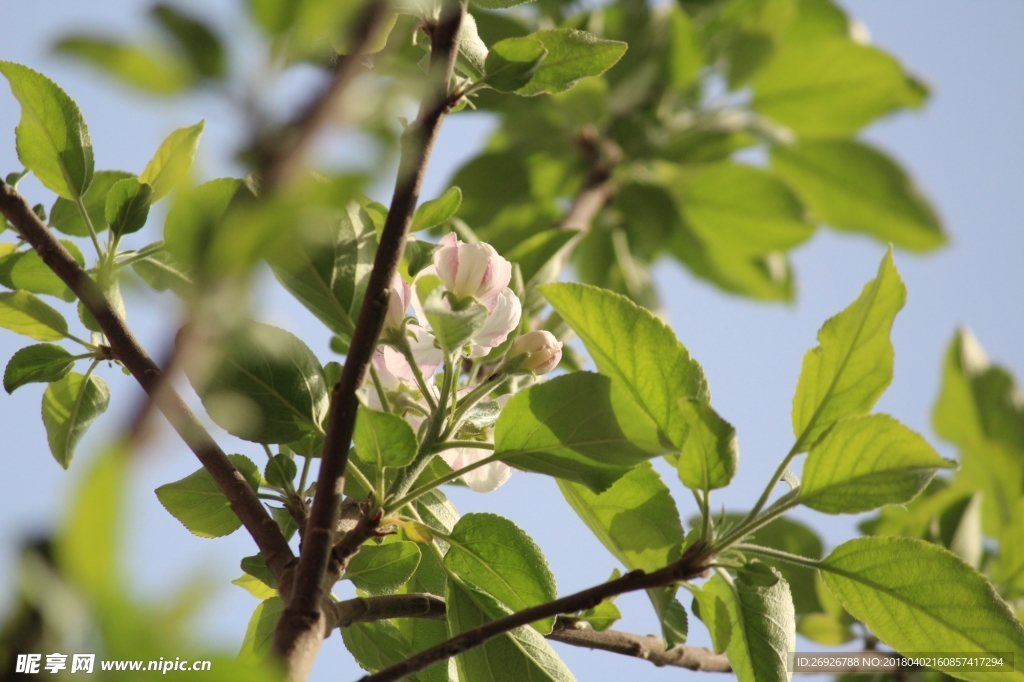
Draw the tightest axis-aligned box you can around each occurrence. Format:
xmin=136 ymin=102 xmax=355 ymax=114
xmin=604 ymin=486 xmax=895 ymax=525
xmin=358 ymin=542 xmax=711 ymax=682
xmin=271 ymin=1 xmax=467 ymax=675
xmin=548 ymin=617 xmax=732 ymax=672
xmin=0 ymin=182 xmax=295 ymax=582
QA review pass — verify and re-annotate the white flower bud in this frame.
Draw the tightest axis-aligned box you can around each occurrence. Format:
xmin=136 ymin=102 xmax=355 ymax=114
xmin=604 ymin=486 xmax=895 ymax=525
xmin=469 ymin=288 xmax=522 ymax=357
xmin=433 ymin=232 xmax=511 ymax=307
xmin=509 ymin=330 xmax=562 ymax=375
xmin=384 ymin=272 xmax=412 ymax=330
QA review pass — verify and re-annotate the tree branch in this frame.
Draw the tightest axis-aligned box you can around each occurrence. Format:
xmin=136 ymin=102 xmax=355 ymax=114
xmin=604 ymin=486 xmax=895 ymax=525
xmin=272 ymin=1 xmax=467 ymax=676
xmin=330 ymin=593 xmax=447 ymax=630
xmin=548 ymin=617 xmax=731 ymax=672
xmin=257 ymin=0 xmax=391 ymax=191
xmin=0 ymin=182 xmax=295 ymax=582
xmin=358 ymin=542 xmax=711 ymax=682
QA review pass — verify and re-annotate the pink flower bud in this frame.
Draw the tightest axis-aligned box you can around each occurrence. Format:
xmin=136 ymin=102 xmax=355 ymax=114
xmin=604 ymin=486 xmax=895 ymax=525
xmin=509 ymin=330 xmax=563 ymax=375
xmin=433 ymin=232 xmax=511 ymax=308
xmin=384 ymin=272 xmax=412 ymax=330
xmin=470 ymin=288 xmax=522 ymax=357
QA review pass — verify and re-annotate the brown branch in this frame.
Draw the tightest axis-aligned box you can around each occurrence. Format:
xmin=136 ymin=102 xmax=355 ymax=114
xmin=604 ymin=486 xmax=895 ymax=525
xmin=271 ymin=1 xmax=467 ymax=676
xmin=358 ymin=542 xmax=711 ymax=682
xmin=0 ymin=183 xmax=295 ymax=582
xmin=548 ymin=617 xmax=731 ymax=672
xmin=258 ymin=0 xmax=391 ymax=191
xmin=329 ymin=593 xmax=447 ymax=630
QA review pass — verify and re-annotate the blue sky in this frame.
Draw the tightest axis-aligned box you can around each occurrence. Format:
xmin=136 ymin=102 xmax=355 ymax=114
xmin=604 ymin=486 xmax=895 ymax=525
xmin=1 ymin=2 xmax=1023 ymax=680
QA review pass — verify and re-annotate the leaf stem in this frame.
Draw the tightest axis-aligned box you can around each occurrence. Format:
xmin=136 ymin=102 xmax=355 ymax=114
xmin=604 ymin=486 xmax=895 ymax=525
xmin=734 ymin=543 xmax=824 ymax=570
xmin=369 ymin=365 xmax=392 ymax=413
xmin=72 ymin=194 xmax=104 ymax=259
xmin=391 ymin=331 xmax=437 ymax=411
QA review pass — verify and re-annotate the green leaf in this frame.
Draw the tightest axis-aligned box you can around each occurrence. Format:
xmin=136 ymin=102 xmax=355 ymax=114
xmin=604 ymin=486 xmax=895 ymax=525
xmin=343 ymin=620 xmax=413 ymax=674
xmin=796 ymin=613 xmax=854 ymax=645
xmin=820 ymin=536 xmax=1024 ymax=682
xmin=163 ymin=177 xmax=243 ymax=272
xmin=421 ymin=284 xmax=488 ymax=354
xmin=991 ymin=500 xmax=1024 ymax=598
xmin=784 ymin=0 xmax=850 ymax=43
xmin=577 ymin=599 xmax=622 ymax=631
xmin=354 ymin=408 xmax=418 ymax=469
xmin=705 ymin=565 xmax=794 ymax=682
xmin=444 ymin=513 xmax=557 ymax=633
xmin=241 ymin=554 xmax=277 ymax=589
xmin=150 ymin=4 xmax=226 ymax=78
xmin=495 ymin=372 xmax=664 ymax=492
xmin=131 ymin=245 xmax=192 ymax=295
xmin=504 ymin=229 xmax=577 ymax=286
xmin=105 ymin=177 xmax=153 ymax=236
xmin=344 ymin=542 xmax=422 ymax=596
xmin=932 ymin=328 xmax=1024 ymax=534
xmin=747 ymin=517 xmax=824 ymax=616
xmin=483 ymin=37 xmax=547 ymax=93
xmin=4 ymin=343 xmax=75 ymax=393
xmin=541 ymin=283 xmax=709 ymax=448
xmin=800 ymin=414 xmax=955 ymax=514
xmin=52 ymin=37 xmax=194 ymax=95
xmin=185 ymin=322 xmax=329 ymax=444
xmin=264 ymin=454 xmax=297 ymax=490
xmin=456 ymin=14 xmax=488 ymax=80
xmin=447 ymin=580 xmax=576 ymax=682
xmin=558 ymin=462 xmax=686 ymax=644
xmin=42 ymin=371 xmax=110 ymax=469
xmin=516 ymin=30 xmax=627 ymax=97
xmin=155 ymin=454 xmax=260 ymax=538
xmin=0 ymin=291 xmax=68 ymax=341
xmin=412 ymin=187 xmax=462 ymax=232
xmin=692 ymin=584 xmax=732 ymax=654
xmin=669 ymin=8 xmax=703 ymax=89
xmin=791 ymin=249 xmax=905 ymax=449
xmin=140 ymin=120 xmax=205 ymax=201
xmin=232 ymin=573 xmax=278 ymax=600
xmin=5 ymin=240 xmax=85 ymax=301
xmin=49 ymin=170 xmax=133 ymax=236
xmin=238 ymin=596 xmax=285 ymax=662
xmin=0 ymin=62 xmax=93 ymax=199
xmin=771 ymin=139 xmax=946 ymax=251
xmin=676 ymin=398 xmax=738 ymax=492
xmin=270 ymin=199 xmax=378 ymax=340
xmin=471 ymin=0 xmax=534 ymax=8
xmin=682 ymin=163 xmax=814 ymax=254
xmin=752 ymin=38 xmax=913 ymax=137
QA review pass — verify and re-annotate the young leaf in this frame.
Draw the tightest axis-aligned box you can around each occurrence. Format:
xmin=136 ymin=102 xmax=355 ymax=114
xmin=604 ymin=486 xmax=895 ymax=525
xmin=4 ymin=343 xmax=75 ymax=393
xmin=541 ymin=282 xmax=709 ymax=448
xmin=516 ymin=29 xmax=627 ymax=96
xmin=820 ymin=536 xmax=1024 ymax=682
xmin=422 ymin=289 xmax=488 ymax=354
xmin=42 ymin=371 xmax=110 ymax=469
xmin=140 ymin=120 xmax=205 ymax=201
xmin=49 ymin=170 xmax=133 ymax=236
xmin=270 ymin=199 xmax=379 ymax=340
xmin=0 ymin=61 xmax=94 ymax=199
xmin=747 ymin=517 xmax=825 ymax=616
xmin=446 ymin=580 xmax=576 ymax=682
xmin=456 ymin=14 xmax=488 ymax=80
xmin=676 ymin=398 xmax=738 ymax=492
xmin=558 ymin=462 xmax=686 ymax=645
xmin=0 ymin=291 xmax=69 ymax=341
xmin=354 ymin=409 xmax=418 ymax=469
xmin=155 ymin=454 xmax=260 ymax=538
xmin=704 ymin=566 xmax=794 ymax=682
xmin=753 ymin=38 xmax=913 ymax=137
xmin=51 ymin=37 xmax=194 ymax=95
xmin=344 ymin=542 xmax=422 ymax=596
xmin=185 ymin=322 xmax=330 ymax=444
xmin=238 ymin=596 xmax=285 ymax=662
xmin=232 ymin=573 xmax=278 ymax=600
xmin=577 ymin=599 xmax=622 ymax=632
xmin=800 ymin=414 xmax=955 ymax=514
xmin=264 ymin=453 xmax=297 ymax=490
xmin=692 ymin=584 xmax=732 ymax=654
xmin=791 ymin=249 xmax=905 ymax=449
xmin=682 ymin=163 xmax=814 ymax=255
xmin=105 ymin=177 xmax=154 ymax=236
xmin=241 ymin=554 xmax=277 ymax=589
xmin=483 ymin=37 xmax=547 ymax=93
xmin=150 ymin=4 xmax=226 ymax=78
xmin=495 ymin=372 xmax=664 ymax=492
xmin=771 ymin=139 xmax=946 ymax=251
xmin=411 ymin=187 xmax=462 ymax=232
xmin=444 ymin=513 xmax=558 ymax=633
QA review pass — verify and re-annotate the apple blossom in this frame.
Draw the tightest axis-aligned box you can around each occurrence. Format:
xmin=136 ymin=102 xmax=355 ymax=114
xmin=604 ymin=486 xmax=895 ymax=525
xmin=433 ymin=232 xmax=511 ymax=308
xmin=469 ymin=288 xmax=522 ymax=357
xmin=439 ymin=444 xmax=511 ymax=493
xmin=509 ymin=330 xmax=563 ymax=374
xmin=383 ymin=272 xmax=412 ymax=330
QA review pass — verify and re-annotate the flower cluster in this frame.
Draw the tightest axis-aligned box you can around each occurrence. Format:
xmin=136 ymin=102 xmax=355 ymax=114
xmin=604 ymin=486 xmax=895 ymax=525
xmin=364 ymin=233 xmax=562 ymax=492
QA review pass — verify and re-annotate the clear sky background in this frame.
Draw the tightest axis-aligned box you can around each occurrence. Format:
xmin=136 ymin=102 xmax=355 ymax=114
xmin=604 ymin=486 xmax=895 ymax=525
xmin=1 ymin=2 xmax=1023 ymax=680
